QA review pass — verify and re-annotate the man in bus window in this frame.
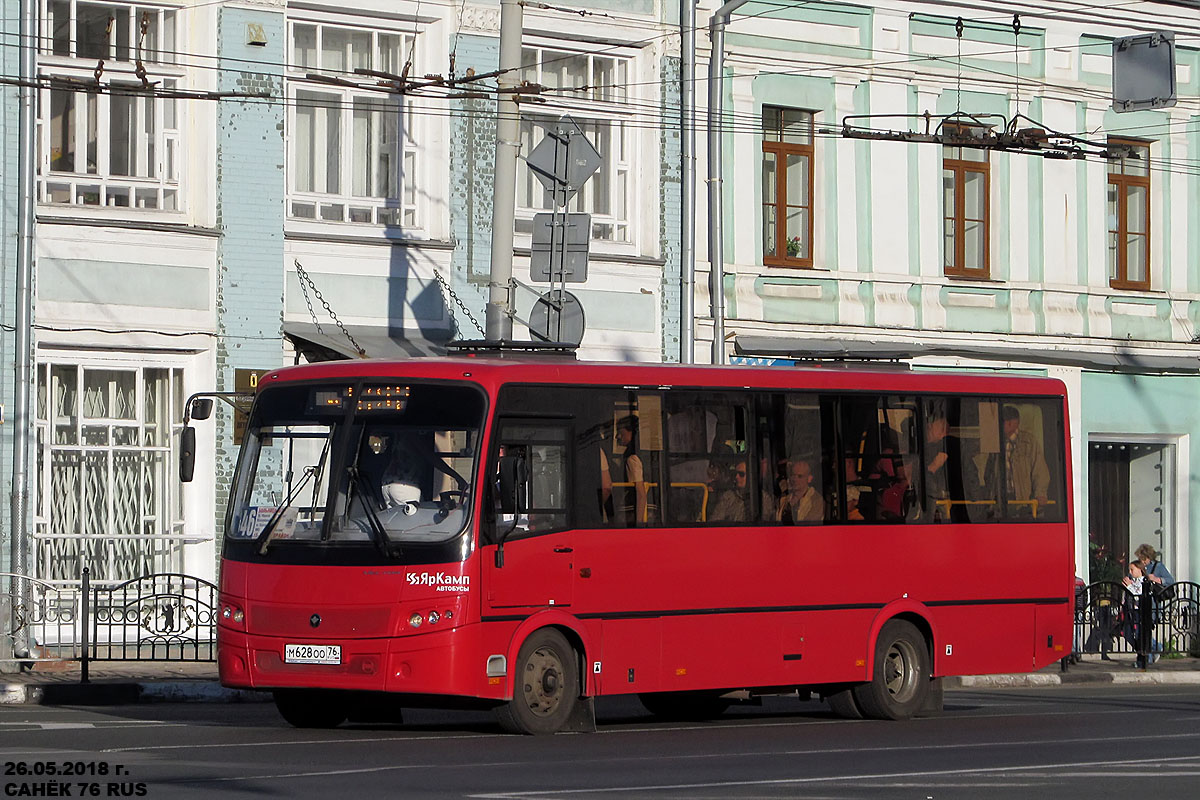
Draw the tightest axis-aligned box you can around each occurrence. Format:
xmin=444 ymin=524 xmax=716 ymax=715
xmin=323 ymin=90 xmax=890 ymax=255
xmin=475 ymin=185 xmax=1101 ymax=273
xmin=777 ymin=459 xmax=824 ymax=523
xmin=1001 ymin=406 xmax=1050 ymax=514
xmin=599 ymin=415 xmax=646 ymax=526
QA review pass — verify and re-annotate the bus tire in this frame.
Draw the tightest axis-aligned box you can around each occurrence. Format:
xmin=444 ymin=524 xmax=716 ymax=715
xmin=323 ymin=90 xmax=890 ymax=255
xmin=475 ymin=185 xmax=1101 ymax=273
xmin=825 ymin=686 xmax=865 ymax=719
xmin=639 ymin=691 xmax=731 ymax=721
xmin=273 ymin=689 xmax=347 ymax=728
xmin=851 ymin=620 xmax=929 ymax=720
xmin=496 ymin=628 xmax=579 ymax=735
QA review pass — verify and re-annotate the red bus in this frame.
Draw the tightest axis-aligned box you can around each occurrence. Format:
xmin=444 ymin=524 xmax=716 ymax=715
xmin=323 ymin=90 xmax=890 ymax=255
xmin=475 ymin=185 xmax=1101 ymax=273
xmin=201 ymin=356 xmax=1074 ymax=733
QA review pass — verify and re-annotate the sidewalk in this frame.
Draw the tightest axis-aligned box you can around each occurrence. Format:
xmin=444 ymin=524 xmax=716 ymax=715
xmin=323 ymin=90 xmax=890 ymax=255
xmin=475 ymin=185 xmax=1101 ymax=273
xmin=2 ymin=654 xmax=1198 ymax=705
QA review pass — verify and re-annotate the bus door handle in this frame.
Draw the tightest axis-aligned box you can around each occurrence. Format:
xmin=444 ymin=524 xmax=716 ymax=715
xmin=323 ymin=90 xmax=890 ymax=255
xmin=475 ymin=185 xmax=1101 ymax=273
xmin=553 ymin=546 xmax=573 ymax=553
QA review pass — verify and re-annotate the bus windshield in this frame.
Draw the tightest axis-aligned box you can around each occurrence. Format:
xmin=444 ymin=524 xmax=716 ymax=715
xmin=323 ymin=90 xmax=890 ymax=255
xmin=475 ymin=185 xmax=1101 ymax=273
xmin=226 ymin=381 xmax=485 ymax=553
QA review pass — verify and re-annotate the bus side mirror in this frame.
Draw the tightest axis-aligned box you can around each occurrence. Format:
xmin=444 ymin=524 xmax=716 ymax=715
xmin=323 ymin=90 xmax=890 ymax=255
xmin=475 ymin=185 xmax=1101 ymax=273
xmin=179 ymin=426 xmax=197 ymax=483
xmin=497 ymin=453 xmax=527 ymax=515
xmin=189 ymin=398 xmax=214 ymax=421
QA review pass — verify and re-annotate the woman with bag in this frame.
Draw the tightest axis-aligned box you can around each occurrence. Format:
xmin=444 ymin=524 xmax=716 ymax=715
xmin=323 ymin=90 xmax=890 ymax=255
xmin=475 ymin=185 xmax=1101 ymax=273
xmin=1135 ymin=543 xmax=1175 ymax=598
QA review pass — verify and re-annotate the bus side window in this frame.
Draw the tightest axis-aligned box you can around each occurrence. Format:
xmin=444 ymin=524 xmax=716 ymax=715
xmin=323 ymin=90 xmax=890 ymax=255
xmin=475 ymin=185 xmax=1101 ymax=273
xmin=492 ymin=423 xmax=569 ymax=538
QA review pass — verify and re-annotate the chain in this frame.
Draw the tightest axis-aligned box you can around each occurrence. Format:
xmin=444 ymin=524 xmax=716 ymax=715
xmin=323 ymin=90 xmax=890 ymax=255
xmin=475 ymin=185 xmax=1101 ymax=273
xmin=1012 ymin=14 xmax=1021 ymax=111
xmin=432 ymin=269 xmax=486 ymax=337
xmin=294 ymin=259 xmax=367 ymax=358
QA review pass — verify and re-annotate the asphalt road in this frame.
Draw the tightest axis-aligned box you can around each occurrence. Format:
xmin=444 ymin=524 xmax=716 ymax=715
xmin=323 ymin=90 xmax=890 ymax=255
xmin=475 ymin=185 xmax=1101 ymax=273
xmin=1 ymin=686 xmax=1198 ymax=799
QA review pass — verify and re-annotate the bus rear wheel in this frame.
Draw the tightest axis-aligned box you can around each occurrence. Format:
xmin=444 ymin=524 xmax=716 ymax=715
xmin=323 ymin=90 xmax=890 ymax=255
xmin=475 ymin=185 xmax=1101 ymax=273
xmin=496 ymin=628 xmax=579 ymax=735
xmin=273 ymin=689 xmax=348 ymax=728
xmin=851 ymin=620 xmax=929 ymax=720
xmin=639 ymin=691 xmax=731 ymax=721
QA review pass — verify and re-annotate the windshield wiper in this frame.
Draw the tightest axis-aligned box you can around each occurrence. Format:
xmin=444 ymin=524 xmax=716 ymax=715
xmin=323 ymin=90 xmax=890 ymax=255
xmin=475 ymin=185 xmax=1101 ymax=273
xmin=348 ymin=466 xmax=402 ymax=558
xmin=255 ymin=466 xmax=317 ymax=555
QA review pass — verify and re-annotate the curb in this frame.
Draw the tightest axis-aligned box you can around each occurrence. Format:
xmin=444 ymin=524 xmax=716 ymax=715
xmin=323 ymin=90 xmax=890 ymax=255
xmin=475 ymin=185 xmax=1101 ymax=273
xmin=948 ymin=670 xmax=1200 ymax=688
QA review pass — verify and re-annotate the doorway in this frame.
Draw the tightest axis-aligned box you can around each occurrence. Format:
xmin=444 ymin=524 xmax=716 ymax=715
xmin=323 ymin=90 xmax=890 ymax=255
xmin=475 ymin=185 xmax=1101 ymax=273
xmin=1088 ymin=440 xmax=1177 ymax=581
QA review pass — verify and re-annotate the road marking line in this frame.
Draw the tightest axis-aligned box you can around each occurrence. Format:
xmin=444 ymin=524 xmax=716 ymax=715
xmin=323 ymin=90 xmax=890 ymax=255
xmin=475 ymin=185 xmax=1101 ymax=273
xmin=465 ymin=754 xmax=1200 ymax=797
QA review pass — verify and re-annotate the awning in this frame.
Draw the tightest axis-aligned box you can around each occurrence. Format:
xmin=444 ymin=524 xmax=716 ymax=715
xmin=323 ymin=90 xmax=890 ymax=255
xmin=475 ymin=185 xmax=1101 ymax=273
xmin=734 ymin=334 xmax=1200 ymax=375
xmin=283 ymin=321 xmax=452 ymax=362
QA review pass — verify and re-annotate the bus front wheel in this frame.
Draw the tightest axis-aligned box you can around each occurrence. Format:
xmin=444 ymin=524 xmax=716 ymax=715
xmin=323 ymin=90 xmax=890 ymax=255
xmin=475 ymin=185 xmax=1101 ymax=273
xmin=273 ymin=689 xmax=347 ymax=728
xmin=496 ymin=628 xmax=579 ymax=735
xmin=851 ymin=620 xmax=929 ymax=720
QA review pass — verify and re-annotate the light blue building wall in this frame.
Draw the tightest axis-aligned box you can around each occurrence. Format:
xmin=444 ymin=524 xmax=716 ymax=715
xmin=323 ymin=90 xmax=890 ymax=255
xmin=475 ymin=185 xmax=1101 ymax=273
xmin=448 ymin=34 xmax=499 ymax=330
xmin=214 ymin=8 xmax=287 ymax=528
xmin=1080 ymin=373 xmax=1200 ymax=582
xmin=715 ymin=1 xmax=1200 ymax=581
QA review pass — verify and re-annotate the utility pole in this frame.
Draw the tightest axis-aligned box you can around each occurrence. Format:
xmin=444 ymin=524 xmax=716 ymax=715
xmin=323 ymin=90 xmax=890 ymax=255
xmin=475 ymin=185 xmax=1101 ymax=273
xmin=9 ymin=0 xmax=38 ymax=659
xmin=485 ymin=0 xmax=523 ymax=342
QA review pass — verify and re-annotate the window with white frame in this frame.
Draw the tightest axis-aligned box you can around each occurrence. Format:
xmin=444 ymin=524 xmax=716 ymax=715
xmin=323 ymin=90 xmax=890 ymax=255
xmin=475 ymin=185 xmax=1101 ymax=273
xmin=35 ymin=361 xmax=187 ymax=586
xmin=287 ymin=21 xmax=417 ymax=227
xmin=516 ymin=45 xmax=633 ymax=243
xmin=38 ymin=1 xmax=182 ymax=209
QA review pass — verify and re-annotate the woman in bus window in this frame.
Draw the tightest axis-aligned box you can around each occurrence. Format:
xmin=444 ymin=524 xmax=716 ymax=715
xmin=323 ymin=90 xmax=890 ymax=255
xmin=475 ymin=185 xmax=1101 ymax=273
xmin=600 ymin=415 xmax=646 ymax=526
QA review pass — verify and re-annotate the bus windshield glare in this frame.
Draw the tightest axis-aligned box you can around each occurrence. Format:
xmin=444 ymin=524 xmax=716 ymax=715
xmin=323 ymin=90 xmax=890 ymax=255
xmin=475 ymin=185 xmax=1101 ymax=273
xmin=226 ymin=382 xmax=485 ymax=554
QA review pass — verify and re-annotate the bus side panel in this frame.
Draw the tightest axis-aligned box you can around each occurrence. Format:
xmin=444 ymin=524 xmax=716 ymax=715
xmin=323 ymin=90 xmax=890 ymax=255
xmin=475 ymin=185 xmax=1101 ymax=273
xmin=1033 ymin=602 xmax=1072 ymax=670
xmin=783 ymin=609 xmax=873 ymax=684
xmin=597 ymin=618 xmax=662 ymax=695
xmin=928 ymin=605 xmax=1036 ymax=676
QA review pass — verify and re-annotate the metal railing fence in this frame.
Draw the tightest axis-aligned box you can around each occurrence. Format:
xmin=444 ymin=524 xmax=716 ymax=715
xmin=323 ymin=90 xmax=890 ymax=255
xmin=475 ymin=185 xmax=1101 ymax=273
xmin=1072 ymin=580 xmax=1200 ymax=663
xmin=3 ymin=568 xmax=216 ymax=677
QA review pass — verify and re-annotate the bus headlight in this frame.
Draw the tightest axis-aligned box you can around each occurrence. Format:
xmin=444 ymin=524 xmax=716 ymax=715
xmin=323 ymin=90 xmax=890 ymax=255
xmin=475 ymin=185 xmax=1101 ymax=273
xmin=409 ymin=613 xmax=423 ymax=628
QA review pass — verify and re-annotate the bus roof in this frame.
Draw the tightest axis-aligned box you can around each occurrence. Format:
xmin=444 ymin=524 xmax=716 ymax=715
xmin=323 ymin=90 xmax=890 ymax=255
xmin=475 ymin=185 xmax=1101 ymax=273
xmin=254 ymin=357 xmax=1067 ymax=398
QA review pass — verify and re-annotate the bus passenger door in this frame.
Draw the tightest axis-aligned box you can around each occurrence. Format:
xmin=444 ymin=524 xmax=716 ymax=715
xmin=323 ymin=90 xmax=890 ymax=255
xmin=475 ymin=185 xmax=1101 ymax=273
xmin=485 ymin=421 xmax=574 ymax=609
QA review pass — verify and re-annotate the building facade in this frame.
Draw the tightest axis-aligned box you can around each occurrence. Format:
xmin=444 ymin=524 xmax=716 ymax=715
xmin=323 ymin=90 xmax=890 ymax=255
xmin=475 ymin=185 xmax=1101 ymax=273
xmin=2 ymin=0 xmax=1198 ymax=598
xmin=0 ymin=0 xmax=677 ymax=590
xmin=701 ymin=0 xmax=1200 ymax=582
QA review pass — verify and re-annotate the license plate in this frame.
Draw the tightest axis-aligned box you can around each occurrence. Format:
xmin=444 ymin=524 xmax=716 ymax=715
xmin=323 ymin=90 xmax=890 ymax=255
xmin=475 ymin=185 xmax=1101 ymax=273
xmin=284 ymin=643 xmax=341 ymax=665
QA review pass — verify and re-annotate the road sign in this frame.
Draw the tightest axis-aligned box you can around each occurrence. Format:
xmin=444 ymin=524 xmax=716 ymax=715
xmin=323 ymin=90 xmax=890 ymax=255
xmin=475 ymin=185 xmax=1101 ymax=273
xmin=1113 ymin=31 xmax=1176 ymax=112
xmin=530 ymin=212 xmax=590 ymax=282
xmin=529 ymin=289 xmax=585 ymax=345
xmin=525 ymin=116 xmax=603 ymax=207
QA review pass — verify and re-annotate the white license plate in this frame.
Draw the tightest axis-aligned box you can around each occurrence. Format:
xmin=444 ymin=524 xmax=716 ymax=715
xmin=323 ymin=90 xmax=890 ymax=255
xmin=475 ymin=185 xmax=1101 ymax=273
xmin=284 ymin=643 xmax=341 ymax=665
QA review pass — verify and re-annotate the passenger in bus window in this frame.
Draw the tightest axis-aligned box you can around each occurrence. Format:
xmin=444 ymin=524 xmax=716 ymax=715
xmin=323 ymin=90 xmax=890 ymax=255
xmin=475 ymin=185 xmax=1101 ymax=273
xmin=923 ymin=413 xmax=953 ymax=521
xmin=846 ymin=485 xmax=864 ymax=521
xmin=777 ymin=459 xmax=824 ymax=523
xmin=708 ymin=459 xmax=748 ymax=523
xmin=1000 ymin=406 xmax=1050 ymax=514
xmin=599 ymin=414 xmax=646 ymax=526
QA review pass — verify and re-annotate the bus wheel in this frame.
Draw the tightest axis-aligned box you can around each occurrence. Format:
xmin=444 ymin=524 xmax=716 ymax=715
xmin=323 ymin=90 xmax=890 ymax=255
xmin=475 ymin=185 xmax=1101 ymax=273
xmin=496 ymin=628 xmax=579 ymax=735
xmin=852 ymin=620 xmax=929 ymax=720
xmin=639 ymin=691 xmax=731 ymax=721
xmin=825 ymin=686 xmax=864 ymax=719
xmin=273 ymin=689 xmax=347 ymax=728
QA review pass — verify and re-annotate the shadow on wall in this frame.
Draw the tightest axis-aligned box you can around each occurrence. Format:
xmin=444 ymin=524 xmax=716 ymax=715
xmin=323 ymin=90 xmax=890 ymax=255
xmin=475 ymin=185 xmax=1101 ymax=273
xmin=387 ymin=241 xmax=456 ymax=356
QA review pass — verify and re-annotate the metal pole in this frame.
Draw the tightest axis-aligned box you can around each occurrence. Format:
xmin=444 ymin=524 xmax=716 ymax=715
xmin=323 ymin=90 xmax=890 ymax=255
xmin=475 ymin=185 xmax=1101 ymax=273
xmin=485 ymin=0 xmax=523 ymax=342
xmin=679 ymin=0 xmax=695 ymax=364
xmin=9 ymin=0 xmax=39 ymax=659
xmin=706 ymin=0 xmax=749 ymax=365
xmin=80 ymin=568 xmax=90 ymax=684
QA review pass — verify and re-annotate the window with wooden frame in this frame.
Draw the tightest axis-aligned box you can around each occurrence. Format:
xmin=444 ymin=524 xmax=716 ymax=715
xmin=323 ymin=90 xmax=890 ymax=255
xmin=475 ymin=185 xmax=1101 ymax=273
xmin=942 ymin=126 xmax=989 ymax=278
xmin=1107 ymin=139 xmax=1151 ymax=290
xmin=761 ymin=107 xmax=814 ymax=267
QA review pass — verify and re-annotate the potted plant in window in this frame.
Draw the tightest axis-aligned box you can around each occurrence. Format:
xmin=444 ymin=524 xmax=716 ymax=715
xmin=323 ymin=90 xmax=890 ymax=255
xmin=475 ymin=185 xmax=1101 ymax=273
xmin=786 ymin=236 xmax=803 ymax=258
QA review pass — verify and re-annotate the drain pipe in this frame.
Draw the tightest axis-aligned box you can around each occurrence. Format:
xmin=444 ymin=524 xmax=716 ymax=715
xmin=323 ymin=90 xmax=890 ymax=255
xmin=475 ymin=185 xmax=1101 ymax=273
xmin=706 ymin=0 xmax=749 ymax=365
xmin=679 ymin=0 xmax=695 ymax=364
xmin=8 ymin=0 xmax=38 ymax=659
